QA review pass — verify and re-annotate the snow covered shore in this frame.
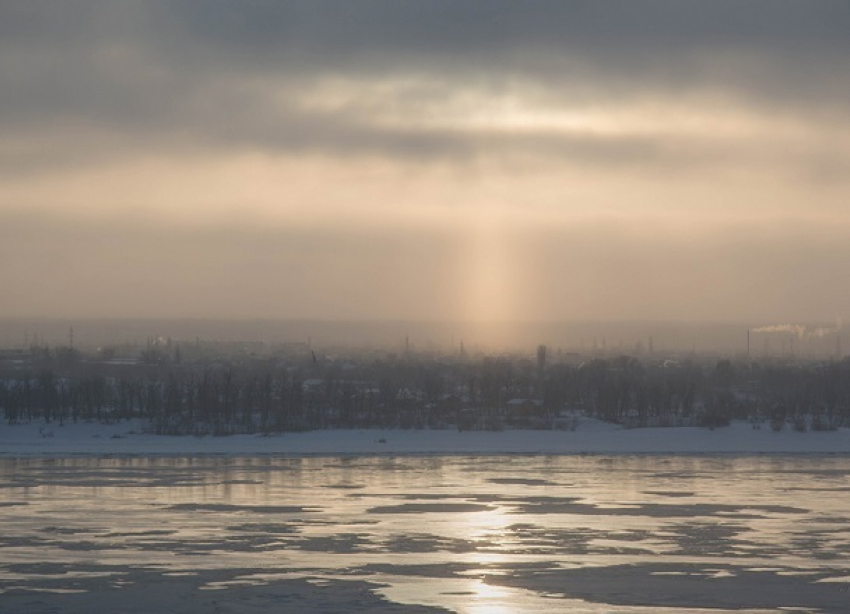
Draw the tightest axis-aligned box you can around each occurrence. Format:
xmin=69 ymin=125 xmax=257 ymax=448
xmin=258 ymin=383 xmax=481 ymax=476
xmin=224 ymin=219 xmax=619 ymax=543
xmin=1 ymin=419 xmax=848 ymax=457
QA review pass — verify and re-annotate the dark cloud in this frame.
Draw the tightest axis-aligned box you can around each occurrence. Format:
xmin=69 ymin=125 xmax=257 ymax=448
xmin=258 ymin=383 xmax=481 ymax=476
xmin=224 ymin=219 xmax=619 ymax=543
xmin=3 ymin=2 xmax=849 ymax=324
xmin=159 ymin=1 xmax=850 ymax=66
xmin=1 ymin=0 xmax=849 ymax=165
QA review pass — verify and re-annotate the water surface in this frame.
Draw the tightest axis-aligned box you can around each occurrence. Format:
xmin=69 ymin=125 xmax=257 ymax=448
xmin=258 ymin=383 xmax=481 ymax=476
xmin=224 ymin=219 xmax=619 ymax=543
xmin=1 ymin=455 xmax=849 ymax=612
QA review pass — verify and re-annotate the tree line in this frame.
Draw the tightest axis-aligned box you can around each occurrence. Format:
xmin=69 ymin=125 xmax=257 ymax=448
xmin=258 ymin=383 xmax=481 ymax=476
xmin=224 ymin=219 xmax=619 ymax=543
xmin=1 ymin=347 xmax=849 ymax=434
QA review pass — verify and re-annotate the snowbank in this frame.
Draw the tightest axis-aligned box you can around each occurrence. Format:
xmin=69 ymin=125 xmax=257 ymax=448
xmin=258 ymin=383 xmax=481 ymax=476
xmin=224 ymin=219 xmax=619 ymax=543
xmin=0 ymin=419 xmax=848 ymax=457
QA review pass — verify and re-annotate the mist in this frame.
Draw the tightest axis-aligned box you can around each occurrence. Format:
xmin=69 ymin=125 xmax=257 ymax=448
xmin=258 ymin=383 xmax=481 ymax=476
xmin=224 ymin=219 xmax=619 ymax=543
xmin=2 ymin=2 xmax=849 ymax=338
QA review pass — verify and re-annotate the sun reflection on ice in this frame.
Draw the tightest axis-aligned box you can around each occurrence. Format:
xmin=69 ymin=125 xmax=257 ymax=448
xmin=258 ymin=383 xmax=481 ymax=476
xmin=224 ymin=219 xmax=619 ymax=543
xmin=465 ymin=578 xmax=514 ymax=614
xmin=463 ymin=507 xmax=516 ymax=557
xmin=456 ymin=507 xmax=524 ymax=612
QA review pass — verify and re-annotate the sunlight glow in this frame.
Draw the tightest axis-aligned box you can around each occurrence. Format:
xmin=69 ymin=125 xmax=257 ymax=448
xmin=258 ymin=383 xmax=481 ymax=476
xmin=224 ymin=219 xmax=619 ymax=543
xmin=461 ymin=215 xmax=519 ymax=326
xmin=465 ymin=579 xmax=515 ymax=614
xmin=4 ymin=68 xmax=849 ymax=323
xmin=292 ymin=76 xmax=820 ymax=141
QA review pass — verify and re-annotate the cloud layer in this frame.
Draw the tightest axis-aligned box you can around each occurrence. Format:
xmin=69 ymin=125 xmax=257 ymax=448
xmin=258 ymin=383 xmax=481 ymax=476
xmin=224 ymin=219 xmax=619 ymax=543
xmin=2 ymin=1 xmax=849 ymax=326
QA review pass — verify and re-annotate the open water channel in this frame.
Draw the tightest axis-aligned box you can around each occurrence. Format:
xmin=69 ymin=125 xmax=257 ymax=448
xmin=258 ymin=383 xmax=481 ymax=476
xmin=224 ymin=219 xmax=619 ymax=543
xmin=1 ymin=455 xmax=849 ymax=613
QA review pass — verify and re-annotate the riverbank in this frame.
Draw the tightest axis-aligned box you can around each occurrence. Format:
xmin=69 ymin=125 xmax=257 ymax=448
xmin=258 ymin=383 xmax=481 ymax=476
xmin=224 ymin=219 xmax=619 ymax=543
xmin=1 ymin=418 xmax=848 ymax=457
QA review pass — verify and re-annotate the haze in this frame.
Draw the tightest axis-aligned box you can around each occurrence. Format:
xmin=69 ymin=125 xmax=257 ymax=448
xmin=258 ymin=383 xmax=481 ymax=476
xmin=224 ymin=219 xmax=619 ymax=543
xmin=3 ymin=2 xmax=850 ymax=330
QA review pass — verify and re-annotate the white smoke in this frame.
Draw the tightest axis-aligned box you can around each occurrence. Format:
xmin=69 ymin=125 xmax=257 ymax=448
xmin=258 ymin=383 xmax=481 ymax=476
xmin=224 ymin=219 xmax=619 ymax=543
xmin=751 ymin=322 xmax=842 ymax=340
xmin=751 ymin=324 xmax=806 ymax=339
xmin=808 ymin=326 xmax=839 ymax=339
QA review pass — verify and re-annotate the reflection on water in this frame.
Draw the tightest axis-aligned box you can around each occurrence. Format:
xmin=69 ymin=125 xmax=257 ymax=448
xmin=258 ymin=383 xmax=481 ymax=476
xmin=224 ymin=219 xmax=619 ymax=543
xmin=1 ymin=455 xmax=849 ymax=613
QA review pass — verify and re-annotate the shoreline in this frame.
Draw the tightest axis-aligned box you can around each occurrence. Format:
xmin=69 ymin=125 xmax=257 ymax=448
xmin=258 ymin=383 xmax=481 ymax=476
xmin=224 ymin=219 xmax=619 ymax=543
xmin=1 ymin=419 xmax=849 ymax=458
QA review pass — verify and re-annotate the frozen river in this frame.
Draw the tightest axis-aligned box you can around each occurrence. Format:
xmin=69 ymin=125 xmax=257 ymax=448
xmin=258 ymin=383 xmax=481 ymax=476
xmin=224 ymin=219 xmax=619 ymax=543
xmin=1 ymin=454 xmax=849 ymax=613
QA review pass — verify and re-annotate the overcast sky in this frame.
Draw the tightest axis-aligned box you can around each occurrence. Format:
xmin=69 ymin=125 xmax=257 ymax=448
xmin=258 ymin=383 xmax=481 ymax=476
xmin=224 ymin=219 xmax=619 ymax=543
xmin=2 ymin=1 xmax=850 ymax=327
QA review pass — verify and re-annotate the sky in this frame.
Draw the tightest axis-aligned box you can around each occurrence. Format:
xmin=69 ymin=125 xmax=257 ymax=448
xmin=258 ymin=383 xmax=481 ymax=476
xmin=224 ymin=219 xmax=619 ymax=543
xmin=2 ymin=1 xmax=850 ymax=328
